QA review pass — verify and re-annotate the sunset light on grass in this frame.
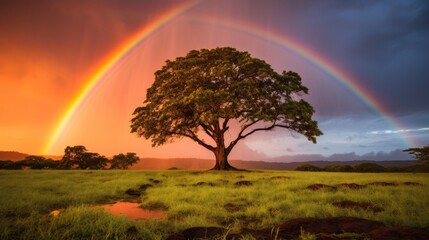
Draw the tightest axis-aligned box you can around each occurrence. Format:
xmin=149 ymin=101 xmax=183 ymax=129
xmin=1 ymin=1 xmax=429 ymax=239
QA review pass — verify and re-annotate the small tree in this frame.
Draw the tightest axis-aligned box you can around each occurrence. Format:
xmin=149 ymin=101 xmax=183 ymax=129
xmin=403 ymin=145 xmax=429 ymax=163
xmin=110 ymin=152 xmax=140 ymax=169
xmin=60 ymin=145 xmax=87 ymax=169
xmin=18 ymin=156 xmax=58 ymax=169
xmin=60 ymin=145 xmax=107 ymax=169
xmin=19 ymin=156 xmax=48 ymax=169
xmin=79 ymin=152 xmax=108 ymax=170
xmin=131 ymin=47 xmax=322 ymax=170
xmin=0 ymin=160 xmax=21 ymax=169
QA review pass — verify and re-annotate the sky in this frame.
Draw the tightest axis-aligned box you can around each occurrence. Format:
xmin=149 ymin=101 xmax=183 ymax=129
xmin=1 ymin=0 xmax=428 ymax=161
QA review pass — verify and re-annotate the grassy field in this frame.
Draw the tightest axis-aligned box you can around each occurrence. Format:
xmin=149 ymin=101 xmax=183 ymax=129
xmin=0 ymin=170 xmax=428 ymax=239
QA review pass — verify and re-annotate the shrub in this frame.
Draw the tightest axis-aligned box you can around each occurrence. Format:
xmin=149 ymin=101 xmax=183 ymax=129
xmin=353 ymin=163 xmax=385 ymax=172
xmin=323 ymin=164 xmax=353 ymax=172
xmin=295 ymin=164 xmax=321 ymax=171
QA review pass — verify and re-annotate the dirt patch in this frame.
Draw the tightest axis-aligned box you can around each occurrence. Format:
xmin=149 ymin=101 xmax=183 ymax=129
xmin=243 ymin=217 xmax=385 ymax=239
xmin=101 ymin=201 xmax=164 ymax=221
xmin=139 ymin=184 xmax=153 ymax=191
xmin=369 ymin=226 xmax=429 ymax=240
xmin=192 ymin=182 xmax=215 ymax=187
xmin=125 ymin=189 xmax=141 ymax=197
xmin=148 ymin=178 xmax=162 ymax=184
xmin=223 ymin=203 xmax=246 ymax=213
xmin=403 ymin=181 xmax=422 ymax=186
xmin=307 ymin=181 xmax=416 ymax=191
xmin=125 ymin=226 xmax=141 ymax=239
xmin=306 ymin=184 xmax=337 ymax=191
xmin=332 ymin=200 xmax=383 ymax=213
xmin=366 ymin=182 xmax=398 ymax=186
xmin=166 ymin=217 xmax=429 ymax=239
xmin=335 ymin=183 xmax=365 ymax=190
xmin=165 ymin=227 xmax=227 ymax=240
xmin=270 ymin=176 xmax=291 ymax=180
xmin=5 ymin=211 xmax=17 ymax=218
xmin=234 ymin=180 xmax=253 ymax=186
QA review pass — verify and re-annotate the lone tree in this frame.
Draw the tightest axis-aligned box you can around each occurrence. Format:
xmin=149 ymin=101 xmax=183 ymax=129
xmin=404 ymin=145 xmax=429 ymax=163
xmin=131 ymin=47 xmax=322 ymax=170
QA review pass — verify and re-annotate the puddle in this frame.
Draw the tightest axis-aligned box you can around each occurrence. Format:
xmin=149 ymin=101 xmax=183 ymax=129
xmin=101 ymin=201 xmax=165 ymax=221
xmin=49 ymin=210 xmax=61 ymax=217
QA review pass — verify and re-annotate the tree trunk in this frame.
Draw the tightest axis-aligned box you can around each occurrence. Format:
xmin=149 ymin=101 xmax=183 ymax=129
xmin=211 ymin=144 xmax=236 ymax=170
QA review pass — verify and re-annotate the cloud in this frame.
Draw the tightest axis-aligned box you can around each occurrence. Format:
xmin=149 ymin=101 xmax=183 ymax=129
xmin=369 ymin=127 xmax=429 ymax=135
xmin=266 ymin=149 xmax=412 ymax=162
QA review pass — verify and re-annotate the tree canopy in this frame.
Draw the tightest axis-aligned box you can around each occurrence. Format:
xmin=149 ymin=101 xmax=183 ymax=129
xmin=110 ymin=152 xmax=140 ymax=169
xmin=60 ymin=145 xmax=108 ymax=169
xmin=404 ymin=145 xmax=429 ymax=163
xmin=131 ymin=47 xmax=322 ymax=170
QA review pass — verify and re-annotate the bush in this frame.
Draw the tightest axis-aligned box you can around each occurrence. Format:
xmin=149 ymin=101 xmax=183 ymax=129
xmin=295 ymin=164 xmax=321 ymax=171
xmin=0 ymin=160 xmax=21 ymax=169
xmin=353 ymin=163 xmax=385 ymax=172
xmin=323 ymin=164 xmax=353 ymax=172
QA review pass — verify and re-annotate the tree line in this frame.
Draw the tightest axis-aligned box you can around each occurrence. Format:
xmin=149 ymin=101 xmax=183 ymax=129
xmin=295 ymin=146 xmax=429 ymax=172
xmin=0 ymin=145 xmax=139 ymax=170
xmin=295 ymin=162 xmax=429 ymax=173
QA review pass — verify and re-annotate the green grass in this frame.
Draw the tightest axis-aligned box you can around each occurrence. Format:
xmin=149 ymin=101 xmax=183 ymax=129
xmin=0 ymin=170 xmax=428 ymax=239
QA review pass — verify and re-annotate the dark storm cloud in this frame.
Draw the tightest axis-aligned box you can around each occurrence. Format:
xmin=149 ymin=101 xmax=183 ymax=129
xmin=313 ymin=0 xmax=429 ymax=116
xmin=244 ymin=0 xmax=429 ymax=117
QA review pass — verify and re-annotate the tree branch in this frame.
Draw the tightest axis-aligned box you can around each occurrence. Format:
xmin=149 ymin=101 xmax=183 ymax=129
xmin=179 ymin=130 xmax=216 ymax=151
xmin=221 ymin=118 xmax=230 ymax=133
xmin=200 ymin=123 xmax=214 ymax=138
xmin=226 ymin=120 xmax=260 ymax=152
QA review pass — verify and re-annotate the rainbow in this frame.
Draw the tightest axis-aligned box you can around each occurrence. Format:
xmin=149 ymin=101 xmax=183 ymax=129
xmin=43 ymin=0 xmax=201 ymax=154
xmin=195 ymin=17 xmax=416 ymax=147
xmin=44 ymin=7 xmax=416 ymax=154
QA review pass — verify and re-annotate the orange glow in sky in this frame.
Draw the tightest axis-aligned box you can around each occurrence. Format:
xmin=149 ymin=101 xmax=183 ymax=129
xmin=1 ymin=1 xmax=427 ymax=160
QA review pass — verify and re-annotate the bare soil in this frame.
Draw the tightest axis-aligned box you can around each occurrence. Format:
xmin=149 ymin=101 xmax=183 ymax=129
xmin=234 ymin=180 xmax=253 ymax=186
xmin=307 ymin=182 xmax=421 ymax=191
xmin=166 ymin=217 xmax=429 ymax=239
xmin=306 ymin=184 xmax=337 ymax=191
xmin=332 ymin=200 xmax=383 ymax=213
xmin=192 ymin=182 xmax=215 ymax=186
xmin=125 ymin=189 xmax=141 ymax=196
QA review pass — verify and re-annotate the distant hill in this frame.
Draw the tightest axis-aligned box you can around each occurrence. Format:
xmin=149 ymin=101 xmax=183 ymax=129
xmin=0 ymin=151 xmax=28 ymax=161
xmin=131 ymin=158 xmax=419 ymax=170
xmin=0 ymin=151 xmax=62 ymax=161
xmin=130 ymin=158 xmax=214 ymax=170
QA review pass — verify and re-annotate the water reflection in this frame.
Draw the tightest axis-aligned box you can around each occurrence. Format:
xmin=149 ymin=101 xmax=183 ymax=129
xmin=101 ymin=201 xmax=164 ymax=221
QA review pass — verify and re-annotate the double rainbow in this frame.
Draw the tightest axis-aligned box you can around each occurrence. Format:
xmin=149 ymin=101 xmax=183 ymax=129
xmin=43 ymin=3 xmax=414 ymax=154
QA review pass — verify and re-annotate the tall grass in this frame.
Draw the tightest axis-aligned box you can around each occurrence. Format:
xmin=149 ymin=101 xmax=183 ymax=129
xmin=0 ymin=170 xmax=428 ymax=239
